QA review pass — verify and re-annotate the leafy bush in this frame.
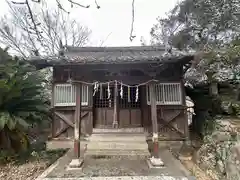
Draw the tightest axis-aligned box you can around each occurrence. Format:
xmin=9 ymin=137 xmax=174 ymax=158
xmin=0 ymin=48 xmax=50 ymax=152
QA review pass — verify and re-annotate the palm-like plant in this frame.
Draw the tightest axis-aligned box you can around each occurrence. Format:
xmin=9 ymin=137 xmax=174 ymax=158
xmin=0 ymin=48 xmax=49 ymax=152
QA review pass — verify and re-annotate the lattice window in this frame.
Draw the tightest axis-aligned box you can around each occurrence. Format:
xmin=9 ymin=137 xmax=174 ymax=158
xmin=119 ymin=86 xmax=141 ymax=108
xmin=94 ymin=85 xmax=114 ymax=108
xmin=54 ymin=84 xmax=88 ymax=106
xmin=93 ymin=85 xmax=141 ymax=108
xmin=146 ymin=83 xmax=182 ymax=105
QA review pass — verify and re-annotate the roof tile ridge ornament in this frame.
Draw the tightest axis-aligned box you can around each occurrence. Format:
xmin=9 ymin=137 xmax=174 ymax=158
xmin=57 ymin=40 xmax=71 ymax=63
xmin=59 ymin=40 xmax=65 ymax=57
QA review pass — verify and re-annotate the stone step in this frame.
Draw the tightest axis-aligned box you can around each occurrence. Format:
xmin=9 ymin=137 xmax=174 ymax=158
xmin=89 ymin=133 xmax=147 ymax=142
xmin=92 ymin=128 xmax=145 ymax=133
xmin=85 ymin=149 xmax=150 ymax=156
xmin=46 ymin=140 xmax=87 ymax=150
xmin=87 ymin=141 xmax=149 ymax=150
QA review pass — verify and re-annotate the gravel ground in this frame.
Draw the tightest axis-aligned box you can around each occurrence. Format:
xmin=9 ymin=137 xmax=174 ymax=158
xmin=0 ymin=160 xmax=48 ymax=180
xmin=46 ymin=148 xmax=190 ymax=178
xmin=48 ymin=155 xmax=150 ymax=178
xmin=0 ymin=149 xmax=67 ymax=180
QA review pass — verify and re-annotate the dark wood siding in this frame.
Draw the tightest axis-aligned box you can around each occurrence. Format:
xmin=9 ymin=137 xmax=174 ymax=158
xmin=143 ymin=105 xmax=185 ymax=140
xmin=52 ymin=107 xmax=93 ymax=139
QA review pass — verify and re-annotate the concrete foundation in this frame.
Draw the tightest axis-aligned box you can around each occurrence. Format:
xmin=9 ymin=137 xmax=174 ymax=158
xmin=68 ymin=159 xmax=83 ymax=170
xmin=147 ymin=156 xmax=165 ymax=169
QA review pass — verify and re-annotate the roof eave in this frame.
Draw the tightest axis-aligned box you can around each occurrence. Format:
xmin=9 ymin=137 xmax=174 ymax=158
xmin=28 ymin=52 xmax=195 ymax=69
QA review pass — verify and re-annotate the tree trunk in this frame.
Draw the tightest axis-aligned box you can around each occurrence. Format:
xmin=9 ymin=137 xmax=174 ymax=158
xmin=209 ymin=82 xmax=218 ymax=96
xmin=235 ymin=83 xmax=240 ymax=101
xmin=0 ymin=128 xmax=12 ymax=150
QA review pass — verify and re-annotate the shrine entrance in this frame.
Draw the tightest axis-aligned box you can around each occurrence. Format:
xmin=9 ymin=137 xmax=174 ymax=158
xmin=93 ymin=83 xmax=143 ymax=129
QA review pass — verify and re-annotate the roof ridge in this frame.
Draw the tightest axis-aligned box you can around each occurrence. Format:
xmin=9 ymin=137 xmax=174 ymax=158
xmin=65 ymin=46 xmax=166 ymax=53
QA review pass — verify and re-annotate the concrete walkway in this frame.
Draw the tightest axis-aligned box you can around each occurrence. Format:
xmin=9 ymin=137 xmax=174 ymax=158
xmin=36 ymin=147 xmax=193 ymax=180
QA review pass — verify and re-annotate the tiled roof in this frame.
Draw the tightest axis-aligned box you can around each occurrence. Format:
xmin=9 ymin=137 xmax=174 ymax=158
xmin=63 ymin=46 xmax=193 ymax=64
xmin=29 ymin=46 xmax=195 ymax=68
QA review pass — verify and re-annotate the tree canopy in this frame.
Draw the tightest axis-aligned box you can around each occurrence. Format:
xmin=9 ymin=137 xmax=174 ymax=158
xmin=150 ymin=0 xmax=240 ymax=85
xmin=150 ymin=0 xmax=240 ymax=50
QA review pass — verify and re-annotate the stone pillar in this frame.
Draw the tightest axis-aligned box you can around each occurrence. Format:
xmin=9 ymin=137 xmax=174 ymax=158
xmin=69 ymin=83 xmax=83 ymax=168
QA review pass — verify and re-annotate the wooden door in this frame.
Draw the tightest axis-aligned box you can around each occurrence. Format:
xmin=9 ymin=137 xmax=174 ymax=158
xmin=93 ymin=85 xmax=114 ymax=128
xmin=118 ymin=86 xmax=142 ymax=127
xmin=93 ymin=85 xmax=142 ymax=128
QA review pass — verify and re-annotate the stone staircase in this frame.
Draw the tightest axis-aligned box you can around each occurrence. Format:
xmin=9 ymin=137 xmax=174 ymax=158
xmin=85 ymin=130 xmax=150 ymax=157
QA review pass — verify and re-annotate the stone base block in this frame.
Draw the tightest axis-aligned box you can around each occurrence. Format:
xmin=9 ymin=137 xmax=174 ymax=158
xmin=147 ymin=157 xmax=165 ymax=169
xmin=67 ymin=159 xmax=83 ymax=170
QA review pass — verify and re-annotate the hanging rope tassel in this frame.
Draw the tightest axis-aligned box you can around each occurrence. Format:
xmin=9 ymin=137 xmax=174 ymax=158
xmin=128 ymin=86 xmax=131 ymax=102
xmin=100 ymin=83 xmax=103 ymax=99
xmin=93 ymin=82 xmax=99 ymax=96
xmin=120 ymin=82 xmax=123 ymax=99
xmin=135 ymin=86 xmax=139 ymax=102
xmin=107 ymin=82 xmax=111 ymax=99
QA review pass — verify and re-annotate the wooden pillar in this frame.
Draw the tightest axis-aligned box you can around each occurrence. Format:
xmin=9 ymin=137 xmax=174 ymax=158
xmin=149 ymin=83 xmax=159 ymax=158
xmin=181 ymin=80 xmax=190 ymax=143
xmin=51 ymin=82 xmax=55 ymax=138
xmin=113 ymin=80 xmax=118 ymax=128
xmin=74 ymin=83 xmax=82 ymax=159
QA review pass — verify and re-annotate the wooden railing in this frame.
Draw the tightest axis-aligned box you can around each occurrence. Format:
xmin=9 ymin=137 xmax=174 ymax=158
xmin=146 ymin=83 xmax=182 ymax=105
xmin=54 ymin=83 xmax=89 ymax=106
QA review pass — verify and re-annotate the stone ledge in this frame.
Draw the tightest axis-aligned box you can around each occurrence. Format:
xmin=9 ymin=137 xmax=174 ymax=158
xmin=84 ymin=149 xmax=150 ymax=157
xmin=42 ymin=175 xmax=192 ymax=180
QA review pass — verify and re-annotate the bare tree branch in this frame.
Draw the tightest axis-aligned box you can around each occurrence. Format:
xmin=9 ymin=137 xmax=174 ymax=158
xmin=94 ymin=0 xmax=100 ymax=9
xmin=25 ymin=0 xmax=42 ymax=42
xmin=11 ymin=1 xmax=26 ymax=5
xmin=129 ymin=0 xmax=136 ymax=41
xmin=56 ymin=0 xmax=69 ymax=13
xmin=0 ymin=3 xmax=91 ymax=57
xmin=11 ymin=0 xmax=135 ymax=42
xmin=99 ymin=32 xmax=112 ymax=47
xmin=68 ymin=0 xmax=90 ymax=8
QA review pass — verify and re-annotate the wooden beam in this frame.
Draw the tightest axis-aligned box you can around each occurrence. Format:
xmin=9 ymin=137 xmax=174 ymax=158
xmin=54 ymin=63 xmax=182 ymax=84
xmin=55 ymin=112 xmax=74 ymax=128
xmin=149 ymin=83 xmax=159 ymax=158
xmin=74 ymin=83 xmax=82 ymax=159
xmin=54 ymin=126 xmax=69 ymax=138
xmin=51 ymin=83 xmax=55 ymax=138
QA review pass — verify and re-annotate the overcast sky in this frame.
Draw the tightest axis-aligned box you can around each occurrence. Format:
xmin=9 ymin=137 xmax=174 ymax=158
xmin=0 ymin=0 xmax=179 ymax=47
